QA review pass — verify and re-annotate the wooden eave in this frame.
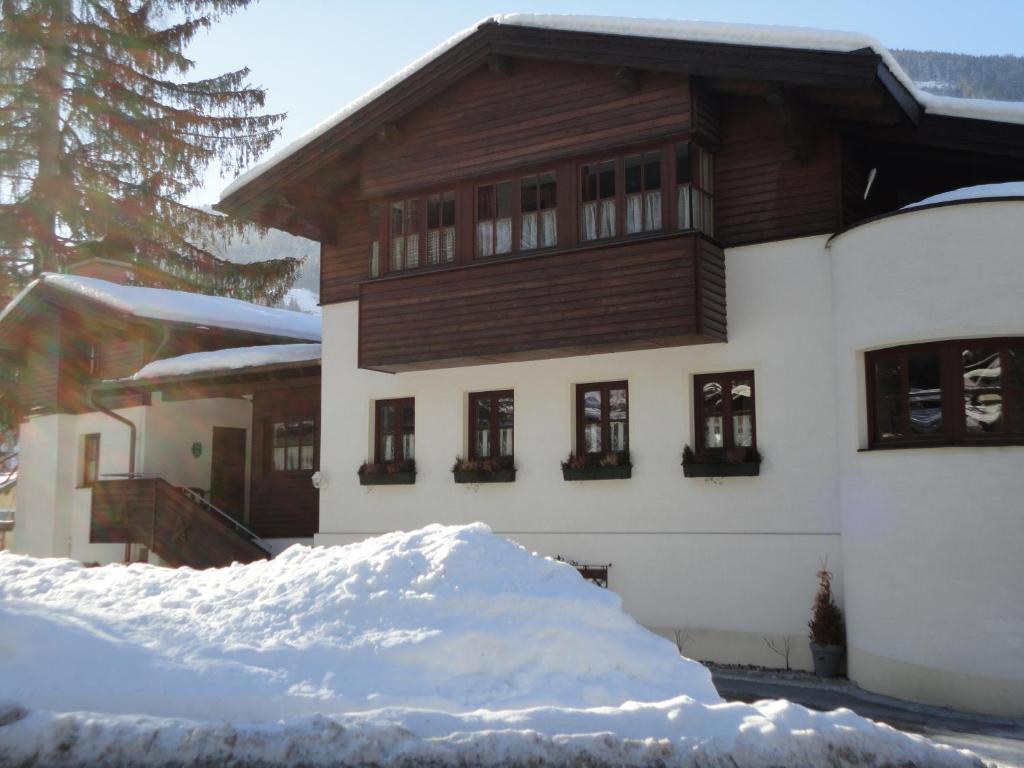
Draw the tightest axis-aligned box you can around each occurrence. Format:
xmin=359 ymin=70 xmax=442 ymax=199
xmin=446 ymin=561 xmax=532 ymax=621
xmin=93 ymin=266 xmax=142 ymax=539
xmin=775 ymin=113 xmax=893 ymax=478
xmin=215 ymin=22 xmax=923 ymax=228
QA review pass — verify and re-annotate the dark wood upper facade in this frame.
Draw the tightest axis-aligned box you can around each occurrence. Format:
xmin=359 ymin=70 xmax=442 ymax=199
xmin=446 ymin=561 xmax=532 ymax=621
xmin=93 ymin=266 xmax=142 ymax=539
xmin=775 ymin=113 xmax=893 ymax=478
xmin=217 ymin=22 xmax=1024 ymax=373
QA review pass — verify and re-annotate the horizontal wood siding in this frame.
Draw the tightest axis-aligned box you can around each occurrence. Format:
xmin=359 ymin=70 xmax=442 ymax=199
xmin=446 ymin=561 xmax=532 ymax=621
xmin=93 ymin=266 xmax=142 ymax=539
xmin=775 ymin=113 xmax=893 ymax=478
xmin=249 ymin=382 xmax=320 ymax=539
xmin=360 ymin=60 xmax=692 ymax=198
xmin=359 ymin=234 xmax=722 ymax=372
xmin=715 ymin=96 xmax=839 ymax=246
xmin=91 ymin=478 xmax=268 ymax=568
xmin=696 ymin=237 xmax=727 ymax=341
xmin=321 ymin=206 xmax=368 ymax=304
xmin=19 ymin=312 xmax=60 ymax=416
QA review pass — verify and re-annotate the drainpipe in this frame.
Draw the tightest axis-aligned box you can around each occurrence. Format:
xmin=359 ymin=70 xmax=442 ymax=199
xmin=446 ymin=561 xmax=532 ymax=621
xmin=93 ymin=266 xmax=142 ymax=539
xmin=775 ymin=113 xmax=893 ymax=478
xmin=90 ymin=390 xmax=138 ymax=563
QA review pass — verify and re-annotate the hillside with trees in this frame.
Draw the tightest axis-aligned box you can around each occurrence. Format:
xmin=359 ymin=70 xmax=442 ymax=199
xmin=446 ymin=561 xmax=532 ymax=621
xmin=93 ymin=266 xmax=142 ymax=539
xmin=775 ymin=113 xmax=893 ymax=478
xmin=893 ymin=49 xmax=1024 ymax=101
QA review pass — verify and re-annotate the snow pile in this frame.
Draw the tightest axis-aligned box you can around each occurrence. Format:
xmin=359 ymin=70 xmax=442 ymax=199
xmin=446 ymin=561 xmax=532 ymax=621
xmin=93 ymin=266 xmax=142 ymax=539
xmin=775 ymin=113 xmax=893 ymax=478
xmin=904 ymin=181 xmax=1024 ymax=209
xmin=127 ymin=343 xmax=321 ymax=382
xmin=0 ymin=524 xmax=984 ymax=767
xmin=0 ymin=273 xmax=321 ymax=341
xmin=220 ymin=14 xmax=1024 ymax=202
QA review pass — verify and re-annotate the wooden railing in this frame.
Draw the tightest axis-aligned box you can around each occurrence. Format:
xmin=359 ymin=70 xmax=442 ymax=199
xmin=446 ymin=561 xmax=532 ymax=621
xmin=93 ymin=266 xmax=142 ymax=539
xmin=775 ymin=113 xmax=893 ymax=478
xmin=90 ymin=478 xmax=270 ymax=568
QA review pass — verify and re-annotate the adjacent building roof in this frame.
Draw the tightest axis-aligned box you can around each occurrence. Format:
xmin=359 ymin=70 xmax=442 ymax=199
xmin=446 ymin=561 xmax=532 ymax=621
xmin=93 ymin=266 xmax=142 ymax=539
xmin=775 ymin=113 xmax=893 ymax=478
xmin=0 ymin=273 xmax=321 ymax=345
xmin=218 ymin=13 xmax=1024 ymax=205
xmin=903 ymin=181 xmax=1024 ymax=209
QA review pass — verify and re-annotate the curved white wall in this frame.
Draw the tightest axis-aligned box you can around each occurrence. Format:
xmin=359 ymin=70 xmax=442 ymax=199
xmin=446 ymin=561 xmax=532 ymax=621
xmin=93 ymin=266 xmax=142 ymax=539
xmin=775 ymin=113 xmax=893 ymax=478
xmin=830 ymin=201 xmax=1024 ymax=715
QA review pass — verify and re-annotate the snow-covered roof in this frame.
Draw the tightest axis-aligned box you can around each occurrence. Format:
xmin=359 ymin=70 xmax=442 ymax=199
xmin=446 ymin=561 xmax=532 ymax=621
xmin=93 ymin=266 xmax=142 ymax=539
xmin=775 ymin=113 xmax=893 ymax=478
xmin=903 ymin=181 xmax=1024 ymax=209
xmin=126 ymin=343 xmax=321 ymax=383
xmin=0 ymin=273 xmax=321 ymax=342
xmin=220 ymin=14 xmax=1024 ymax=201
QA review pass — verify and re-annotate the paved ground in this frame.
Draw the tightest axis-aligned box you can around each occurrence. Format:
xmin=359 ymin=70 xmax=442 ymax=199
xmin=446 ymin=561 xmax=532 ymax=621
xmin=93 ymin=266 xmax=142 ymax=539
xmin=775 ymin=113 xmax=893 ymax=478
xmin=710 ymin=667 xmax=1024 ymax=767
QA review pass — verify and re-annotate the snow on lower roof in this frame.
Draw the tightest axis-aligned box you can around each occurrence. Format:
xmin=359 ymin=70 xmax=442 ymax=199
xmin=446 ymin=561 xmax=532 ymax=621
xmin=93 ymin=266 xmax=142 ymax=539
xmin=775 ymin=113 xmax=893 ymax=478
xmin=0 ymin=524 xmax=982 ymax=767
xmin=219 ymin=14 xmax=1024 ymax=202
xmin=127 ymin=343 xmax=321 ymax=382
xmin=903 ymin=181 xmax=1024 ymax=209
xmin=0 ymin=273 xmax=320 ymax=342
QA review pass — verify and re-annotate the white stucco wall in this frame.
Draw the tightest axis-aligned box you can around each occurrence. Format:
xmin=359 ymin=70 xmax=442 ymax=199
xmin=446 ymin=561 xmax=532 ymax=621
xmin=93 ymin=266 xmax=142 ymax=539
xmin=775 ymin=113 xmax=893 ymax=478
xmin=318 ymin=235 xmax=841 ymax=668
xmin=830 ymin=200 xmax=1024 ymax=715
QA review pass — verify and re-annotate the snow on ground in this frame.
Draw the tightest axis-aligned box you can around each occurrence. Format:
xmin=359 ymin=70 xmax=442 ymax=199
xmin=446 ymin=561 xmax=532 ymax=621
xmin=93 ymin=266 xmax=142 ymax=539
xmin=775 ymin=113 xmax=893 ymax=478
xmin=126 ymin=343 xmax=321 ymax=382
xmin=0 ymin=273 xmax=321 ymax=342
xmin=220 ymin=14 xmax=1024 ymax=202
xmin=904 ymin=181 xmax=1024 ymax=209
xmin=0 ymin=524 xmax=985 ymax=767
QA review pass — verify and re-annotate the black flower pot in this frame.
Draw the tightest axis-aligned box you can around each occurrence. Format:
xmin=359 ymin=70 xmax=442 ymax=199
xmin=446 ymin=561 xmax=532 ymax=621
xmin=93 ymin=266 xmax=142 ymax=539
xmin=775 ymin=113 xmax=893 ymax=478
xmin=358 ymin=471 xmax=416 ymax=486
xmin=561 ymin=465 xmax=632 ymax=481
xmin=809 ymin=642 xmax=845 ymax=678
xmin=453 ymin=469 xmax=516 ymax=484
xmin=682 ymin=462 xmax=760 ymax=478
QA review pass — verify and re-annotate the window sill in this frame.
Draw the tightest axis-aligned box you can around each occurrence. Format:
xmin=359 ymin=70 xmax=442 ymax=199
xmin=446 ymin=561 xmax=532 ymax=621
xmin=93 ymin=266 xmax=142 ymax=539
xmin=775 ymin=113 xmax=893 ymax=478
xmin=453 ymin=468 xmax=516 ymax=484
xmin=359 ymin=471 xmax=416 ymax=486
xmin=860 ymin=439 xmax=1024 ymax=452
xmin=683 ymin=462 xmax=760 ymax=478
xmin=562 ymin=465 xmax=632 ymax=481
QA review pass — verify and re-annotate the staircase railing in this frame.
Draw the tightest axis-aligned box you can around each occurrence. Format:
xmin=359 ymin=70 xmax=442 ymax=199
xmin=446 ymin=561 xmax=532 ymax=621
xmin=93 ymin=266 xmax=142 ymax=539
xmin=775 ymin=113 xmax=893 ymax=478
xmin=181 ymin=487 xmax=266 ymax=548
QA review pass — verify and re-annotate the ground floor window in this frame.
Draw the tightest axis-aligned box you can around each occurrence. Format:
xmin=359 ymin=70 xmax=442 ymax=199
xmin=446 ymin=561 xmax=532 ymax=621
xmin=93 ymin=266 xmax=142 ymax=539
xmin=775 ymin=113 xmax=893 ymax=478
xmin=468 ymin=390 xmax=514 ymax=460
xmin=376 ymin=398 xmax=415 ymax=464
xmin=82 ymin=433 xmax=100 ymax=487
xmin=576 ymin=381 xmax=629 ymax=456
xmin=693 ymin=371 xmax=756 ymax=457
xmin=271 ymin=419 xmax=316 ymax=472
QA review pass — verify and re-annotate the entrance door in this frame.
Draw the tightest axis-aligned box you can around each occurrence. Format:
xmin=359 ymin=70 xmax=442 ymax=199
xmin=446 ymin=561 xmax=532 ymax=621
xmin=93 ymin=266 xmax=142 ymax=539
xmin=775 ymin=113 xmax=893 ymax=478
xmin=210 ymin=427 xmax=247 ymax=521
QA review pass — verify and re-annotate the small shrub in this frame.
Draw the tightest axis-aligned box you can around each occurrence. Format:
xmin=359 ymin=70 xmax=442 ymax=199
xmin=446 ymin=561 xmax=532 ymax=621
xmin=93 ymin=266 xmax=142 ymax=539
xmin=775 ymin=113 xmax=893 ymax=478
xmin=808 ymin=560 xmax=845 ymax=646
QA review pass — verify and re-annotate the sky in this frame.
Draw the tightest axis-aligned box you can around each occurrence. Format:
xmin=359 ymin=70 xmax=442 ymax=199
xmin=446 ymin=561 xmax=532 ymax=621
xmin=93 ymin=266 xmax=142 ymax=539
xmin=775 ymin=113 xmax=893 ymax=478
xmin=184 ymin=0 xmax=1024 ymax=206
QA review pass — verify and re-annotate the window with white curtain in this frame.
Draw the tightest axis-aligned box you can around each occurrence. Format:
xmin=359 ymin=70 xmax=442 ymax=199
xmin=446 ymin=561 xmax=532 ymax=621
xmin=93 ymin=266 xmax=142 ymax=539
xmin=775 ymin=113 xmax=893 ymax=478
xmin=581 ymin=161 xmax=616 ymax=241
xmin=389 ymin=199 xmax=420 ymax=271
xmin=426 ymin=191 xmax=456 ymax=265
xmin=625 ymin=151 xmax=662 ymax=234
xmin=676 ymin=143 xmax=714 ymax=236
xmin=520 ymin=172 xmax=557 ymax=250
xmin=477 ymin=181 xmax=513 ymax=257
xmin=368 ymin=203 xmax=381 ymax=278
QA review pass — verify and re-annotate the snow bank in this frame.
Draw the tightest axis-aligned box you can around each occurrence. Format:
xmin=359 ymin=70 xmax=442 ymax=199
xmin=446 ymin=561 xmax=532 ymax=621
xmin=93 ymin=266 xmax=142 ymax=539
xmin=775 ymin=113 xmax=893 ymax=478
xmin=903 ymin=181 xmax=1024 ymax=209
xmin=219 ymin=14 xmax=1024 ymax=202
xmin=0 ymin=524 xmax=984 ymax=767
xmin=0 ymin=274 xmax=321 ymax=342
xmin=127 ymin=343 xmax=321 ymax=381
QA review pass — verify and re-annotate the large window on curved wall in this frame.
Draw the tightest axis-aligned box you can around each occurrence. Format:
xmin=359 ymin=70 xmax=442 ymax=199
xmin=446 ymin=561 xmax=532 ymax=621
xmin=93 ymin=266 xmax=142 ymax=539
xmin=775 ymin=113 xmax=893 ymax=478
xmin=866 ymin=339 xmax=1024 ymax=448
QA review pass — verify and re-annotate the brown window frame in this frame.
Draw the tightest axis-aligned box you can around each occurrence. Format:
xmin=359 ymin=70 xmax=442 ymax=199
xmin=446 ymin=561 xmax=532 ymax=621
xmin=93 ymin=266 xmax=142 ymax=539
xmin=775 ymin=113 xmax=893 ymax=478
xmin=376 ymin=191 xmax=457 ymax=275
xmin=519 ymin=171 xmax=558 ymax=252
xmin=268 ymin=418 xmax=318 ymax=474
xmin=468 ymin=390 xmax=514 ymax=461
xmin=82 ymin=432 xmax=100 ymax=488
xmin=866 ymin=338 xmax=1024 ymax=449
xmin=693 ymin=371 xmax=757 ymax=456
xmin=374 ymin=397 xmax=415 ymax=465
xmin=575 ymin=381 xmax=629 ymax=457
xmin=674 ymin=142 xmax=714 ymax=236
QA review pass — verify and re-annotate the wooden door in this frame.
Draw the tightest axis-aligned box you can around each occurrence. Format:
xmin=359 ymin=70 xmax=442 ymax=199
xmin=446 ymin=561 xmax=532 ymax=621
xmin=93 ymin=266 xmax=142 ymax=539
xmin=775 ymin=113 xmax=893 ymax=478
xmin=211 ymin=427 xmax=247 ymax=521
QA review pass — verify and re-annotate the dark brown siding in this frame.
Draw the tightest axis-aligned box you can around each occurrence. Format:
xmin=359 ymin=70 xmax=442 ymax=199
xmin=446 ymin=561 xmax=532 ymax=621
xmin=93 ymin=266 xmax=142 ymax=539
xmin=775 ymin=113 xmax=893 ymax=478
xmin=249 ymin=381 xmax=320 ymax=539
xmin=58 ymin=310 xmax=150 ymax=413
xmin=715 ymin=96 xmax=839 ymax=246
xmin=321 ymin=205 xmax=368 ymax=304
xmin=696 ymin=236 xmax=727 ymax=340
xmin=19 ymin=312 xmax=60 ymax=416
xmin=360 ymin=60 xmax=692 ymax=198
xmin=359 ymin=234 xmax=723 ymax=372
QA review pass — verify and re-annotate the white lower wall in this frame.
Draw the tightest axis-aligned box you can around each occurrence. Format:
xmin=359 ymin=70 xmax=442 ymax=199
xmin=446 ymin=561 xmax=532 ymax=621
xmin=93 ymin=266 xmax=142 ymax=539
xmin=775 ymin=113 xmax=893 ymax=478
xmin=830 ymin=201 xmax=1024 ymax=715
xmin=318 ymin=235 xmax=841 ymax=667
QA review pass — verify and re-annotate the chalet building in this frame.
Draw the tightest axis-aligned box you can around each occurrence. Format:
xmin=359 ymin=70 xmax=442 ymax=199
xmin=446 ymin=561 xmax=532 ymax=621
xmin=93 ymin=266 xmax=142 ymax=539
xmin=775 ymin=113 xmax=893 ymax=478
xmin=0 ymin=271 xmax=322 ymax=566
xmin=215 ymin=16 xmax=1024 ymax=716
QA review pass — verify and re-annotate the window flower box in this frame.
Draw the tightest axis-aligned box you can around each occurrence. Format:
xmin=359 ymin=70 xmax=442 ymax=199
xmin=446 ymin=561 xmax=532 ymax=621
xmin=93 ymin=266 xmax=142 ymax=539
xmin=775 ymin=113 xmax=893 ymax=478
xmin=358 ymin=461 xmax=416 ymax=486
xmin=561 ymin=452 xmax=632 ymax=481
xmin=452 ymin=457 xmax=516 ymax=484
xmin=681 ymin=446 xmax=761 ymax=478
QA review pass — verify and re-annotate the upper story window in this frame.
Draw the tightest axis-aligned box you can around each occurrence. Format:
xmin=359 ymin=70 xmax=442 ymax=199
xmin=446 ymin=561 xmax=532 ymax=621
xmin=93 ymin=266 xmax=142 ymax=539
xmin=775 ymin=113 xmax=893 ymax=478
xmin=693 ymin=371 xmax=756 ymax=455
xmin=676 ymin=143 xmax=714 ymax=236
xmin=625 ymin=151 xmax=662 ymax=234
xmin=576 ymin=381 xmax=628 ymax=456
xmin=390 ymin=199 xmax=419 ymax=271
xmin=581 ymin=160 xmax=617 ymax=241
xmin=375 ymin=398 xmax=415 ymax=463
xmin=867 ymin=339 xmax=1024 ymax=448
xmin=271 ymin=419 xmax=316 ymax=472
xmin=382 ymin=192 xmax=456 ymax=273
xmin=520 ymin=172 xmax=557 ymax=250
xmin=477 ymin=181 xmax=513 ymax=257
xmin=469 ymin=390 xmax=514 ymax=460
xmin=368 ymin=203 xmax=382 ymax=278
xmin=426 ymin=192 xmax=456 ymax=265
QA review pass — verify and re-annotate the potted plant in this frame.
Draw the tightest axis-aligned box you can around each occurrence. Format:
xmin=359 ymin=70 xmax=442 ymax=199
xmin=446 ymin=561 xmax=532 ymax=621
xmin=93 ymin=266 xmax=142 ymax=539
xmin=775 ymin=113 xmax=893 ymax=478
xmin=808 ymin=560 xmax=846 ymax=678
xmin=452 ymin=456 xmax=516 ymax=483
xmin=561 ymin=451 xmax=632 ymax=481
xmin=357 ymin=459 xmax=416 ymax=485
xmin=681 ymin=444 xmax=761 ymax=477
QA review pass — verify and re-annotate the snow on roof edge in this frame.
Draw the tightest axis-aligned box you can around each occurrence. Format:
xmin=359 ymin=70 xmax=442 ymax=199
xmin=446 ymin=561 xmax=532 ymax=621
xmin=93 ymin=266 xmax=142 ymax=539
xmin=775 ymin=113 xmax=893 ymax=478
xmin=123 ymin=343 xmax=322 ymax=384
xmin=902 ymin=181 xmax=1024 ymax=209
xmin=218 ymin=14 xmax=1024 ymax=203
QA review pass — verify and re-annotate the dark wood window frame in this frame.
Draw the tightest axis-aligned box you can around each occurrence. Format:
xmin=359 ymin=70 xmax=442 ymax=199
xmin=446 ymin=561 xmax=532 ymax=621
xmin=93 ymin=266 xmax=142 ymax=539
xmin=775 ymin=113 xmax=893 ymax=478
xmin=468 ymin=390 xmax=514 ymax=461
xmin=575 ymin=381 xmax=629 ymax=456
xmin=866 ymin=338 xmax=1024 ymax=449
xmin=692 ymin=371 xmax=757 ymax=457
xmin=81 ymin=432 xmax=100 ymax=488
xmin=674 ymin=142 xmax=714 ymax=236
xmin=268 ymin=418 xmax=318 ymax=474
xmin=377 ymin=192 xmax=457 ymax=275
xmin=374 ymin=397 xmax=415 ymax=464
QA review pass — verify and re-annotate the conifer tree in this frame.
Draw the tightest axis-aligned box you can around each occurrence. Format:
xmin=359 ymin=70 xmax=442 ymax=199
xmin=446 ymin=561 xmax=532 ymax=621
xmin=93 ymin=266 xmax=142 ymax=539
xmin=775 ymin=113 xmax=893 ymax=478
xmin=0 ymin=0 xmax=299 ymax=303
